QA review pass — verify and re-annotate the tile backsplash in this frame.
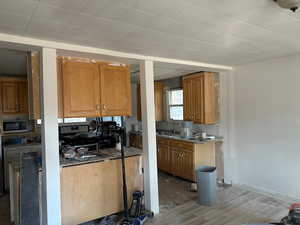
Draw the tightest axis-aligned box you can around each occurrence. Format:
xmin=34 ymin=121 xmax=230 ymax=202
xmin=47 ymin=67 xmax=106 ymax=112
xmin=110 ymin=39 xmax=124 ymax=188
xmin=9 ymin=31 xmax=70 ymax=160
xmin=156 ymin=121 xmax=220 ymax=136
xmin=125 ymin=118 xmax=220 ymax=137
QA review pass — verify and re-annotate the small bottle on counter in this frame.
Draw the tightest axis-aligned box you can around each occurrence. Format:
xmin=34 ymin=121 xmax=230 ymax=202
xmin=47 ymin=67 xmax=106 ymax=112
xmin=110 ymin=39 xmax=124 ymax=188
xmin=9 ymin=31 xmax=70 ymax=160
xmin=116 ymin=142 xmax=121 ymax=151
xmin=116 ymin=135 xmax=121 ymax=151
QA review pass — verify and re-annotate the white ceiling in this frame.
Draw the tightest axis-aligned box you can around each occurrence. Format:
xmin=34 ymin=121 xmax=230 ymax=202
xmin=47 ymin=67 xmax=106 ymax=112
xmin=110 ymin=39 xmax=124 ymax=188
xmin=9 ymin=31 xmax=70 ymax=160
xmin=1 ymin=0 xmax=300 ymax=66
xmin=130 ymin=63 xmax=207 ymax=81
xmin=0 ymin=48 xmax=27 ymax=75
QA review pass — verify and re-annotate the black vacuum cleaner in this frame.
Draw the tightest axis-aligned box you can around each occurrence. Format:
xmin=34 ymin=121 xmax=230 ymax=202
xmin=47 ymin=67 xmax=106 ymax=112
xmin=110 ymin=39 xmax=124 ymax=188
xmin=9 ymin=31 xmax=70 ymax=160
xmin=279 ymin=204 xmax=300 ymax=225
xmin=112 ymin=126 xmax=153 ymax=225
xmin=248 ymin=204 xmax=300 ymax=225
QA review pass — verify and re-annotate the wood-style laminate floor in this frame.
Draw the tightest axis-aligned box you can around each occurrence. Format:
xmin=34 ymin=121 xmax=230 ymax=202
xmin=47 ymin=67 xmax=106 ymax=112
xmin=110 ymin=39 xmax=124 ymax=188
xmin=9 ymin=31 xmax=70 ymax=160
xmin=146 ymin=172 xmax=296 ymax=225
xmin=0 ymin=172 xmax=297 ymax=225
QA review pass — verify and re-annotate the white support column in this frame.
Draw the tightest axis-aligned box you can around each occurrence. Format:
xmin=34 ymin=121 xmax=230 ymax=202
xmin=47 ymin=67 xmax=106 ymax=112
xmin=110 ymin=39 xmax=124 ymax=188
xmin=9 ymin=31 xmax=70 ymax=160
xmin=140 ymin=60 xmax=160 ymax=214
xmin=41 ymin=47 xmax=61 ymax=225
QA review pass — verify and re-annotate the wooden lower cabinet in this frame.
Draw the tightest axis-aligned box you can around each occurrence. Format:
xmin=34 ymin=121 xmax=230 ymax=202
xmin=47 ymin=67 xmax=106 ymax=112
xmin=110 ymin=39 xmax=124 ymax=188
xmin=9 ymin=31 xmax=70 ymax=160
xmin=157 ymin=144 xmax=170 ymax=172
xmin=170 ymin=148 xmax=194 ymax=181
xmin=129 ymin=133 xmax=143 ymax=149
xmin=61 ymin=156 xmax=143 ymax=225
xmin=159 ymin=139 xmax=216 ymax=182
xmin=128 ymin=134 xmax=216 ymax=182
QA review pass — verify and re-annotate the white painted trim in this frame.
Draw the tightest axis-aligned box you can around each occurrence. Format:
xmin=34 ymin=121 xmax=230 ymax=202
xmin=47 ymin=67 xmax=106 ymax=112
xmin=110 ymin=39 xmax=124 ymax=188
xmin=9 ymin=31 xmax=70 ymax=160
xmin=221 ymin=70 xmax=238 ymax=184
xmin=219 ymin=71 xmax=231 ymax=183
xmin=41 ymin=48 xmax=62 ymax=225
xmin=0 ymin=32 xmax=233 ymax=71
xmin=140 ymin=60 xmax=160 ymax=214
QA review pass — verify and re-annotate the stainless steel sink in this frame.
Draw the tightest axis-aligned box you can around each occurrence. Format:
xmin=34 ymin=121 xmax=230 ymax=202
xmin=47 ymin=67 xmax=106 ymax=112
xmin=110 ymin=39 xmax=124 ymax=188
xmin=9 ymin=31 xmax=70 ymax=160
xmin=75 ymin=152 xmax=109 ymax=161
xmin=187 ymin=137 xmax=198 ymax=140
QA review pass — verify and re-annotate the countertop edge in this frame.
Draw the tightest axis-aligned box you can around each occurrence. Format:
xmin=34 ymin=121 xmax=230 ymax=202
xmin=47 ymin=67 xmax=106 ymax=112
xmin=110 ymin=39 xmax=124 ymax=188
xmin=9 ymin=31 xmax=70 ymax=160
xmin=129 ymin=131 xmax=223 ymax=144
xmin=60 ymin=148 xmax=142 ymax=168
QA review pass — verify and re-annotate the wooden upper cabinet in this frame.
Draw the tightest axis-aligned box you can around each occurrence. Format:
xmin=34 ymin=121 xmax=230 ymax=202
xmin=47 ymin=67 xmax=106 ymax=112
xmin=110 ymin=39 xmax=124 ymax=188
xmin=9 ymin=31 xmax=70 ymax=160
xmin=1 ymin=79 xmax=28 ymax=114
xmin=58 ymin=58 xmax=132 ymax=118
xmin=154 ymin=82 xmax=164 ymax=121
xmin=18 ymin=81 xmax=28 ymax=114
xmin=137 ymin=84 xmax=141 ymax=121
xmin=2 ymin=81 xmax=18 ymax=113
xmin=28 ymin=51 xmax=41 ymax=120
xmin=203 ymin=73 xmax=217 ymax=124
xmin=57 ymin=58 xmax=64 ymax=118
xmin=137 ymin=81 xmax=165 ymax=121
xmin=183 ymin=78 xmax=194 ymax=121
xmin=183 ymin=72 xmax=218 ymax=124
xmin=99 ymin=64 xmax=131 ymax=116
xmin=193 ymin=76 xmax=204 ymax=123
xmin=62 ymin=60 xmax=101 ymax=118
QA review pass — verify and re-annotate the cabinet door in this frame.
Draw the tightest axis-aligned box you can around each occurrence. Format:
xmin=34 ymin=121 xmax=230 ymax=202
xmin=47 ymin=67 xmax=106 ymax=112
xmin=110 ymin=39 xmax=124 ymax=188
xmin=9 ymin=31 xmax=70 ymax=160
xmin=57 ymin=58 xmax=64 ymax=118
xmin=138 ymin=135 xmax=143 ymax=149
xmin=183 ymin=78 xmax=194 ymax=121
xmin=99 ymin=64 xmax=131 ymax=116
xmin=193 ymin=76 xmax=204 ymax=123
xmin=182 ymin=150 xmax=194 ymax=181
xmin=62 ymin=61 xmax=101 ymax=118
xmin=29 ymin=51 xmax=41 ymax=119
xmin=137 ymin=82 xmax=165 ymax=121
xmin=203 ymin=73 xmax=217 ymax=124
xmin=129 ymin=134 xmax=137 ymax=148
xmin=18 ymin=81 xmax=28 ymax=114
xmin=184 ymin=73 xmax=218 ymax=124
xmin=2 ymin=81 xmax=18 ymax=113
xmin=129 ymin=134 xmax=142 ymax=149
xmin=154 ymin=82 xmax=164 ymax=121
xmin=170 ymin=148 xmax=194 ymax=181
xmin=137 ymin=84 xmax=141 ymax=121
xmin=157 ymin=145 xmax=170 ymax=172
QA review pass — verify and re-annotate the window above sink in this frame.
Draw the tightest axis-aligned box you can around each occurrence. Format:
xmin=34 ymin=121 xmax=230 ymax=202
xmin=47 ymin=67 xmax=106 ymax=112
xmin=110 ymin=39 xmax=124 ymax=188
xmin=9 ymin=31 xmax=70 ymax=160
xmin=167 ymin=89 xmax=183 ymax=121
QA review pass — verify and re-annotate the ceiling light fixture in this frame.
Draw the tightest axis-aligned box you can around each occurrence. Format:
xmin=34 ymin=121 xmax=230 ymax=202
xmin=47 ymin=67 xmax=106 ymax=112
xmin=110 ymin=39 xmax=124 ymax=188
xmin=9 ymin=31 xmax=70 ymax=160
xmin=274 ymin=0 xmax=300 ymax=12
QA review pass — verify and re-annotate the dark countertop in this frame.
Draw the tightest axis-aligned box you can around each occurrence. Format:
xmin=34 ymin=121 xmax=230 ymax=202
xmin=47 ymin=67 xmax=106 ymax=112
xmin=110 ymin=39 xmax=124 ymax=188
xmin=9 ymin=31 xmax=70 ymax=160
xmin=129 ymin=131 xmax=223 ymax=144
xmin=1 ymin=131 xmax=40 ymax=138
xmin=60 ymin=147 xmax=143 ymax=168
xmin=3 ymin=143 xmax=41 ymax=151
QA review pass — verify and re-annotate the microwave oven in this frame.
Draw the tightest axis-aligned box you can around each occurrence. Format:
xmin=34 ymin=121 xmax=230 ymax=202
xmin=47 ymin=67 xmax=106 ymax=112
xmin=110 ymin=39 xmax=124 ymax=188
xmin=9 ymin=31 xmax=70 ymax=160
xmin=2 ymin=120 xmax=30 ymax=133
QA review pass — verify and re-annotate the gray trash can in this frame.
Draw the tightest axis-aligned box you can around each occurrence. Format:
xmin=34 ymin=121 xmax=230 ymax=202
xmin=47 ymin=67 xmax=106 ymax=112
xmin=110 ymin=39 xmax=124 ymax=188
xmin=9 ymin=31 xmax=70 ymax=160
xmin=196 ymin=166 xmax=217 ymax=206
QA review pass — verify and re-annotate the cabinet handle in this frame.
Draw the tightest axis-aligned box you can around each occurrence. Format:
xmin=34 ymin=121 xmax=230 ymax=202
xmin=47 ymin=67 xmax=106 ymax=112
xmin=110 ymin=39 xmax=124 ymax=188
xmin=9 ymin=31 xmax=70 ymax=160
xmin=103 ymin=104 xmax=107 ymax=110
xmin=96 ymin=104 xmax=100 ymax=110
xmin=157 ymin=148 xmax=160 ymax=152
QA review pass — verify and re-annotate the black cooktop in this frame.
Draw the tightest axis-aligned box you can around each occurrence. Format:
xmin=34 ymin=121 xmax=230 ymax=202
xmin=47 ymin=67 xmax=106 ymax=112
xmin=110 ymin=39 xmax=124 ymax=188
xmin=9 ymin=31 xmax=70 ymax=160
xmin=60 ymin=133 xmax=117 ymax=149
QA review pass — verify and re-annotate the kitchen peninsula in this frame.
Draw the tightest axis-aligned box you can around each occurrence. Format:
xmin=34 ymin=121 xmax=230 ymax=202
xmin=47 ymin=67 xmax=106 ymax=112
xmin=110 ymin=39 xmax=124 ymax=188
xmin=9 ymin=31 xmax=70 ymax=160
xmin=60 ymin=147 xmax=143 ymax=225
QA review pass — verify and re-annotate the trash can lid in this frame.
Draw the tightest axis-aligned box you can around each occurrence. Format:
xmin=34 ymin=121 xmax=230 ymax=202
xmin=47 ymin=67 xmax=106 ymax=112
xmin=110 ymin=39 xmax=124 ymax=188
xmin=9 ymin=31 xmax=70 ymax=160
xmin=196 ymin=166 xmax=216 ymax=172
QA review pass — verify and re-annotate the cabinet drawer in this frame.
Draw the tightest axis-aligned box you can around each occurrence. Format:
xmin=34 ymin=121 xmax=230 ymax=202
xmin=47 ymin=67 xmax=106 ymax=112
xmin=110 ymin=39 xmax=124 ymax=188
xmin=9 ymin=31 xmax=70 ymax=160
xmin=157 ymin=137 xmax=169 ymax=147
xmin=169 ymin=140 xmax=194 ymax=151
